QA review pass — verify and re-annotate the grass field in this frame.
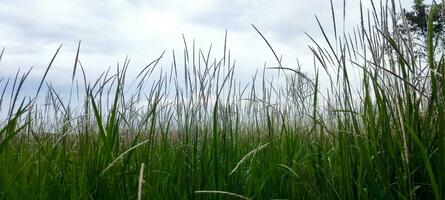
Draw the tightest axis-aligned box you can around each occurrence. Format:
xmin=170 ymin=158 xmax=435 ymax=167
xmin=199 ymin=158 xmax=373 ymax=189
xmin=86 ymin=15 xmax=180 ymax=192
xmin=0 ymin=1 xmax=444 ymax=199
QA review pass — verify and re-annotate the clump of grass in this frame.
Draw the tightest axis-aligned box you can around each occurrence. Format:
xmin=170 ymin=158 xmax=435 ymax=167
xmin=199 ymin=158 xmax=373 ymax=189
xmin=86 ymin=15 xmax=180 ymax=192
xmin=0 ymin=0 xmax=443 ymax=199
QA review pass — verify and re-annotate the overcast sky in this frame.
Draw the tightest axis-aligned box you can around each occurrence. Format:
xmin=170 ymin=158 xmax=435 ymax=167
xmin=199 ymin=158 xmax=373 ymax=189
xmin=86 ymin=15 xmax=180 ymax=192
xmin=0 ymin=0 xmax=413 ymax=88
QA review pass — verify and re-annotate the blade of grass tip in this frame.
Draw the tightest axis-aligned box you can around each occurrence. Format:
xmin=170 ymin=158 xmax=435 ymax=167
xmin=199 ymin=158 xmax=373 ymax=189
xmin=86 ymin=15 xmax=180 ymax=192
xmin=72 ymin=40 xmax=81 ymax=82
xmin=35 ymin=44 xmax=62 ymax=99
xmin=99 ymin=139 xmax=150 ymax=176
xmin=182 ymin=33 xmax=189 ymax=61
xmin=8 ymin=69 xmax=20 ymax=116
xmin=135 ymin=51 xmax=165 ymax=90
xmin=251 ymin=24 xmax=282 ymax=67
xmin=277 ymin=164 xmax=300 ymax=179
xmin=78 ymin=61 xmax=89 ymax=92
xmin=0 ymin=79 xmax=10 ymax=112
xmin=69 ymin=40 xmax=81 ymax=106
xmin=267 ymin=67 xmax=314 ymax=87
xmin=229 ymin=142 xmax=269 ymax=175
xmin=9 ymin=67 xmax=32 ymax=119
xmin=137 ymin=163 xmax=145 ymax=200
xmin=314 ymin=15 xmax=340 ymax=64
xmin=195 ymin=190 xmax=251 ymax=200
xmin=223 ymin=29 xmax=227 ymax=67
xmin=0 ymin=47 xmax=5 ymax=62
xmin=342 ymin=0 xmax=345 ymax=33
xmin=330 ymin=0 xmax=337 ymax=40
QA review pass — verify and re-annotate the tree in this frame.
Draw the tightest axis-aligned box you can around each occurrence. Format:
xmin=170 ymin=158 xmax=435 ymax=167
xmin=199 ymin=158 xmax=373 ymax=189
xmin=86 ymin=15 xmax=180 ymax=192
xmin=401 ymin=0 xmax=444 ymax=58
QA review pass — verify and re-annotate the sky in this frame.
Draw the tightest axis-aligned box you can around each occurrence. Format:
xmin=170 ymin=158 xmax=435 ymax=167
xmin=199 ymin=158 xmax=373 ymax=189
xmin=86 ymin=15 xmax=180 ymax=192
xmin=0 ymin=0 xmax=413 ymax=89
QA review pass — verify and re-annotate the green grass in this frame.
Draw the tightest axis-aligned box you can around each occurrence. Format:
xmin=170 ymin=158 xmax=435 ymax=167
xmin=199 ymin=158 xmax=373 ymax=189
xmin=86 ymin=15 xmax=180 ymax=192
xmin=0 ymin=1 xmax=444 ymax=199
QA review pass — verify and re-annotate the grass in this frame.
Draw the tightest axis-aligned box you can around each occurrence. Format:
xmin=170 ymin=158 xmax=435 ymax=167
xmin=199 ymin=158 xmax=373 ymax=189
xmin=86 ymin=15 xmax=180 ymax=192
xmin=0 ymin=1 xmax=444 ymax=199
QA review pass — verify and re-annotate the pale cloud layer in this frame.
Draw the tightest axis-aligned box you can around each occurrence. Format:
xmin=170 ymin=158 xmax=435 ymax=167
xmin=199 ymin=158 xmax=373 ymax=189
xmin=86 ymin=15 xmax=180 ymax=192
xmin=0 ymin=0 xmax=413 ymax=86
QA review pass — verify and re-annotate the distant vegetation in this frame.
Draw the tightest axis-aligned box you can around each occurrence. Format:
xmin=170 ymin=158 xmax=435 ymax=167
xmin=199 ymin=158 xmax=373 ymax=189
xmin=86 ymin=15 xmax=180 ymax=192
xmin=401 ymin=0 xmax=444 ymax=57
xmin=0 ymin=0 xmax=444 ymax=199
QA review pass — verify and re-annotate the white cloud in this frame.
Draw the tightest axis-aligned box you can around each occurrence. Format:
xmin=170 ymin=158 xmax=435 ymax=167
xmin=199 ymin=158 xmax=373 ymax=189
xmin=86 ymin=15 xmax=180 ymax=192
xmin=0 ymin=0 xmax=414 ymax=89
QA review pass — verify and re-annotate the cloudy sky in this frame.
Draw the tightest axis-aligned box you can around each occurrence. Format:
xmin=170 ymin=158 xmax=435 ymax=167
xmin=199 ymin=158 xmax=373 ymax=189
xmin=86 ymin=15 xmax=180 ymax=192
xmin=0 ymin=0 xmax=413 ymax=88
